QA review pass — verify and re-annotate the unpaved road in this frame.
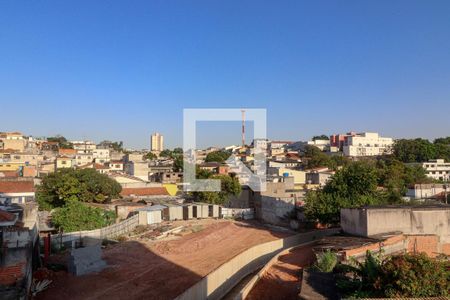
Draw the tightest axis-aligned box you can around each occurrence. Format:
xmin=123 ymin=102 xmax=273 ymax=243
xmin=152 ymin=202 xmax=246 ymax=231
xmin=246 ymin=244 xmax=315 ymax=300
xmin=37 ymin=220 xmax=290 ymax=300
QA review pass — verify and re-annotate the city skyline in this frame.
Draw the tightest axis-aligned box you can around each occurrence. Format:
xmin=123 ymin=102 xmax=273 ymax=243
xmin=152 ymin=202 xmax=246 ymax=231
xmin=1 ymin=1 xmax=450 ymax=148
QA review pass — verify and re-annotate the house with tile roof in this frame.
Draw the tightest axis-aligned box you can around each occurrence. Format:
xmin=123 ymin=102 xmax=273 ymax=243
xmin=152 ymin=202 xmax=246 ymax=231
xmin=0 ymin=180 xmax=35 ymax=205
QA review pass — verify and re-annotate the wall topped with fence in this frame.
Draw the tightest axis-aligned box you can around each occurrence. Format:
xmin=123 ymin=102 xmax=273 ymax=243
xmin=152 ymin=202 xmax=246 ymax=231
xmin=50 ymin=214 xmax=139 ymax=246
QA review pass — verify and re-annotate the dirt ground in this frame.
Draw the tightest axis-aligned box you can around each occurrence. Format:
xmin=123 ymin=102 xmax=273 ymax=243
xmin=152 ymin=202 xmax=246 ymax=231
xmin=246 ymin=244 xmax=316 ymax=300
xmin=36 ymin=219 xmax=290 ymax=300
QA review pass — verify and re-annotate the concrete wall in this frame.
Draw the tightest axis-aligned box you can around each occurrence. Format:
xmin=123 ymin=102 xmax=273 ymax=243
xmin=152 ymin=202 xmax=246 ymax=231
xmin=341 ymin=207 xmax=450 ymax=243
xmin=51 ymin=214 xmax=139 ymax=246
xmin=259 ymin=196 xmax=295 ymax=226
xmin=174 ymin=228 xmax=340 ymax=300
xmin=340 ymin=208 xmax=368 ymax=236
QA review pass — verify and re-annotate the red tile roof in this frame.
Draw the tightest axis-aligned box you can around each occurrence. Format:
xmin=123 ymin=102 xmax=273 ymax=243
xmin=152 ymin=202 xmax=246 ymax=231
xmin=120 ymin=187 xmax=169 ymax=197
xmin=0 ymin=181 xmax=35 ymax=193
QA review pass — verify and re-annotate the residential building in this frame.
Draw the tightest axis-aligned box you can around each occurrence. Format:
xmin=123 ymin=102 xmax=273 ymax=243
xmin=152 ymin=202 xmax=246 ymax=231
xmin=342 ymin=132 xmax=393 ymax=157
xmin=252 ymin=138 xmax=269 ymax=151
xmin=270 ymin=140 xmax=292 ymax=149
xmin=56 ymin=156 xmax=74 ymax=169
xmin=75 ymin=153 xmax=94 ymax=166
xmin=58 ymin=148 xmax=77 ymax=157
xmin=253 ymin=176 xmax=305 ymax=226
xmin=0 ymin=132 xmax=26 ymax=152
xmin=422 ymin=159 xmax=450 ymax=181
xmin=150 ymin=171 xmax=183 ymax=184
xmin=0 ymin=180 xmax=35 ymax=204
xmin=0 ymin=162 xmax=26 ymax=172
xmin=151 ymin=132 xmax=164 ymax=152
xmin=78 ymin=162 xmax=109 ymax=174
xmin=0 ymin=203 xmax=39 ymax=299
xmin=306 ymin=168 xmax=335 ymax=187
xmin=330 ymin=131 xmax=358 ymax=150
xmin=406 ymin=183 xmax=449 ymax=200
xmin=125 ymin=161 xmax=150 ymax=181
xmin=307 ymin=139 xmax=330 ymax=151
xmin=93 ymin=149 xmax=110 ymax=163
xmin=72 ymin=140 xmax=97 ymax=154
xmin=268 ymin=167 xmax=306 ymax=188
xmin=108 ymin=160 xmax=124 ymax=172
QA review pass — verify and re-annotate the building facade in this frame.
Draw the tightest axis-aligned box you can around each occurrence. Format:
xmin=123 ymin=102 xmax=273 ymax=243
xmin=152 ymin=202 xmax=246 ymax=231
xmin=422 ymin=159 xmax=450 ymax=181
xmin=342 ymin=132 xmax=393 ymax=157
xmin=151 ymin=133 xmax=164 ymax=152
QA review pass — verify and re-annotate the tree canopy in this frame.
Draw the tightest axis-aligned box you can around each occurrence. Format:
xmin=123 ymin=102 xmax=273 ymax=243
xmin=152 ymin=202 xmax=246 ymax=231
xmin=37 ymin=168 xmax=122 ymax=210
xmin=205 ymin=150 xmax=231 ymax=163
xmin=312 ymin=134 xmax=329 ymax=141
xmin=393 ymin=138 xmax=450 ymax=163
xmin=191 ymin=174 xmax=241 ymax=205
xmin=98 ymin=140 xmax=124 ymax=152
xmin=143 ymin=152 xmax=157 ymax=160
xmin=304 ymin=157 xmax=433 ymax=224
xmin=52 ymin=200 xmax=116 ymax=232
xmin=302 ymin=145 xmax=349 ymax=170
xmin=47 ymin=135 xmax=73 ymax=149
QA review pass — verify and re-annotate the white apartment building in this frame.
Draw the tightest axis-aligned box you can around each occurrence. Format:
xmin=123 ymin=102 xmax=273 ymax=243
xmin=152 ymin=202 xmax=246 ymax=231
xmin=422 ymin=159 xmax=450 ymax=181
xmin=151 ymin=133 xmax=164 ymax=152
xmin=72 ymin=141 xmax=97 ymax=154
xmin=75 ymin=153 xmax=94 ymax=166
xmin=342 ymin=132 xmax=393 ymax=157
xmin=307 ymin=139 xmax=330 ymax=151
xmin=93 ymin=149 xmax=110 ymax=163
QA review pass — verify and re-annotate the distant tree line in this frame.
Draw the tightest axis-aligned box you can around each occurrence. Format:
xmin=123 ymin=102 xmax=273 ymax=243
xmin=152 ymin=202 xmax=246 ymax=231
xmin=392 ymin=137 xmax=450 ymax=163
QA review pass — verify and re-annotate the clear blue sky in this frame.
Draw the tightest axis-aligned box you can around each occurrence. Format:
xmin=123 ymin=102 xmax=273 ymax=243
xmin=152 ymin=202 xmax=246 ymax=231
xmin=1 ymin=1 xmax=449 ymax=149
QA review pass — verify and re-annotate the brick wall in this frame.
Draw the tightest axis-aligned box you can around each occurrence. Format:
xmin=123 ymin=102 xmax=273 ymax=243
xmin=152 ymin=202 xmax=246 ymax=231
xmin=406 ymin=235 xmax=440 ymax=257
xmin=0 ymin=262 xmax=25 ymax=286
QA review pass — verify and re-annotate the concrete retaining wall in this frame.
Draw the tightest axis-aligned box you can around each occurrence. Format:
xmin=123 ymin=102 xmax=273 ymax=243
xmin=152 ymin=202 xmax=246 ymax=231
xmin=234 ymin=241 xmax=316 ymax=300
xmin=174 ymin=228 xmax=340 ymax=300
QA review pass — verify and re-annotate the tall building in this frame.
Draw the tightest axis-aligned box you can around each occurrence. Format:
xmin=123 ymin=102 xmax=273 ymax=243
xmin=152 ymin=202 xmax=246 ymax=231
xmin=151 ymin=133 xmax=164 ymax=152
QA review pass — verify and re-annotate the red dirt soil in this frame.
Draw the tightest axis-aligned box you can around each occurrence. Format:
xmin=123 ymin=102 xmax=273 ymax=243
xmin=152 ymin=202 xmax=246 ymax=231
xmin=37 ymin=220 xmax=289 ymax=300
xmin=246 ymin=244 xmax=315 ymax=300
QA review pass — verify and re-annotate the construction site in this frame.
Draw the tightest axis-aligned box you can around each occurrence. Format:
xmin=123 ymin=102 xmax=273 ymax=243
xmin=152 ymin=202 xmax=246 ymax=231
xmin=35 ymin=218 xmax=293 ymax=300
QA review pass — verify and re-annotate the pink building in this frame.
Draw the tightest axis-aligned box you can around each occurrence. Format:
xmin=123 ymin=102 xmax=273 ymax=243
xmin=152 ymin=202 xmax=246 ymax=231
xmin=330 ymin=132 xmax=359 ymax=150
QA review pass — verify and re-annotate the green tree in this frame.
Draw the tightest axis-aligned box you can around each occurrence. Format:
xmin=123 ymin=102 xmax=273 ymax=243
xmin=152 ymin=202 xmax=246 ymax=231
xmin=192 ymin=174 xmax=241 ymax=205
xmin=304 ymin=161 xmax=386 ymax=223
xmin=393 ymin=138 xmax=435 ymax=162
xmin=98 ymin=140 xmax=124 ymax=152
xmin=337 ymin=252 xmax=450 ymax=298
xmin=52 ymin=201 xmax=116 ymax=232
xmin=159 ymin=149 xmax=174 ymax=158
xmin=205 ymin=150 xmax=231 ymax=163
xmin=47 ymin=135 xmax=73 ymax=149
xmin=312 ymin=134 xmax=329 ymax=141
xmin=37 ymin=168 xmax=122 ymax=210
xmin=173 ymin=156 xmax=184 ymax=172
xmin=143 ymin=152 xmax=157 ymax=160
